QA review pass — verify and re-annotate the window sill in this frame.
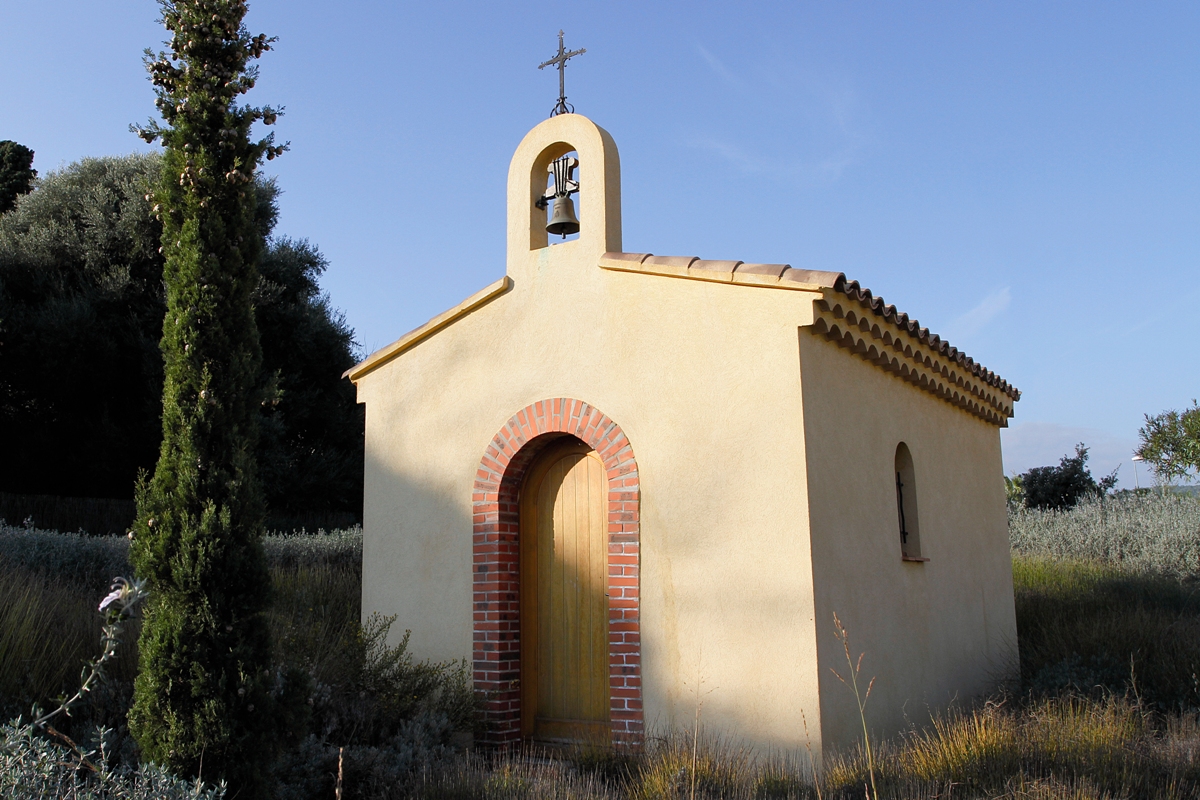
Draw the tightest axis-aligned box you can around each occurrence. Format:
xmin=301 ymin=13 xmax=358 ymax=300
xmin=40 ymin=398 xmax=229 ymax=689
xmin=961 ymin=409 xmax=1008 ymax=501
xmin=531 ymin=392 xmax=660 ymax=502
xmin=901 ymin=555 xmax=929 ymax=563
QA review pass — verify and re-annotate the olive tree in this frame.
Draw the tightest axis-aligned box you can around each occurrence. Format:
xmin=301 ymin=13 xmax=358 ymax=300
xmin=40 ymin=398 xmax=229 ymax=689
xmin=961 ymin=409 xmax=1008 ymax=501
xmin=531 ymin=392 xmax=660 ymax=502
xmin=1137 ymin=401 xmax=1200 ymax=492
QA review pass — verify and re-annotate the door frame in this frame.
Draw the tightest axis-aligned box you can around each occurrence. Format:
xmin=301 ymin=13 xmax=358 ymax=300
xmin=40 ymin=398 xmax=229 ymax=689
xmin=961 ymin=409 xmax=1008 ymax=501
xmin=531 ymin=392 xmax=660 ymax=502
xmin=471 ymin=398 xmax=642 ymax=749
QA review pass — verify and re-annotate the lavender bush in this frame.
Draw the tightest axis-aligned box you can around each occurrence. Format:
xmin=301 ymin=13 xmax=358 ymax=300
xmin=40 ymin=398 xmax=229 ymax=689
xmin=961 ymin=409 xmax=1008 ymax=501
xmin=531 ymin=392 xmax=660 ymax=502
xmin=1009 ymin=491 xmax=1200 ymax=576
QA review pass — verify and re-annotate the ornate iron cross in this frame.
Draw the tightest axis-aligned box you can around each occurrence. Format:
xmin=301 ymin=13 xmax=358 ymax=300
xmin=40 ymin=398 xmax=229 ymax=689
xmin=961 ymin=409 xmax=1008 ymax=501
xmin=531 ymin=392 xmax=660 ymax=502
xmin=538 ymin=30 xmax=586 ymax=117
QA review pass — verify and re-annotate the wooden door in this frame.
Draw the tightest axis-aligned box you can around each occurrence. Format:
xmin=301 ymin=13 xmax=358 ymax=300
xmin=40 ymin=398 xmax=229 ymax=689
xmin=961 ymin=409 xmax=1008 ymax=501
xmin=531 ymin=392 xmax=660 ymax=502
xmin=520 ymin=439 xmax=610 ymax=743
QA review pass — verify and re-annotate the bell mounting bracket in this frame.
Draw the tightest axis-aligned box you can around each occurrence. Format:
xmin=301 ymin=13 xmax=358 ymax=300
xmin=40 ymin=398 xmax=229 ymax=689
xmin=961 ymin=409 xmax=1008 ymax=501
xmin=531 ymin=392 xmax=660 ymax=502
xmin=535 ymin=155 xmax=580 ymax=210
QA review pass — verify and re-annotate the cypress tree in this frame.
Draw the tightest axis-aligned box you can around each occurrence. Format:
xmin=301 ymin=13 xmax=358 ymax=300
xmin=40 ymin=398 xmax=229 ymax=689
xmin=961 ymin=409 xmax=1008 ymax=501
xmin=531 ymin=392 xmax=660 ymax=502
xmin=129 ymin=0 xmax=287 ymax=793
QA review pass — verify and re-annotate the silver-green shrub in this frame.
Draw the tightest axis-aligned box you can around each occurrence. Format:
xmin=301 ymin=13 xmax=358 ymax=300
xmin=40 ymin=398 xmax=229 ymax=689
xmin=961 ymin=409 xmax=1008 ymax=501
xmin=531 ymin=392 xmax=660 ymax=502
xmin=1009 ymin=492 xmax=1200 ymax=575
xmin=263 ymin=526 xmax=363 ymax=570
xmin=0 ymin=720 xmax=225 ymax=800
xmin=0 ymin=521 xmax=131 ymax=591
xmin=0 ymin=522 xmax=362 ymax=587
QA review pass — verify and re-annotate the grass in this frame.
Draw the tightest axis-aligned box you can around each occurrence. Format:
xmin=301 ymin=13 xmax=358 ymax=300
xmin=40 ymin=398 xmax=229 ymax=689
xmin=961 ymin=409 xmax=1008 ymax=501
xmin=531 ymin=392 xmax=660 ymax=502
xmin=0 ymin=562 xmax=139 ymax=720
xmin=381 ymin=697 xmax=1200 ymax=799
xmin=1013 ymin=557 xmax=1200 ymax=709
xmin=0 ymin=521 xmax=367 ymax=724
xmin=6 ymin=492 xmax=1200 ymax=798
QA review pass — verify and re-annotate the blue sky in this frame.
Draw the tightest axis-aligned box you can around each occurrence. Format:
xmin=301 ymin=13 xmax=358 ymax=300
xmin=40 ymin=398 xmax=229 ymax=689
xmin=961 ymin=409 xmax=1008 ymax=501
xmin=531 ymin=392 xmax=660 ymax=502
xmin=3 ymin=2 xmax=1197 ymax=488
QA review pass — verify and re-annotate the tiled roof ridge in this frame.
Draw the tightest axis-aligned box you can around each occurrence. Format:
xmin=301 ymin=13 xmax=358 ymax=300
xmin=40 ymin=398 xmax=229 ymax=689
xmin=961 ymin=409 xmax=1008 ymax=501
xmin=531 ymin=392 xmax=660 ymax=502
xmin=837 ymin=277 xmax=1020 ymax=402
xmin=599 ymin=252 xmax=1020 ymax=403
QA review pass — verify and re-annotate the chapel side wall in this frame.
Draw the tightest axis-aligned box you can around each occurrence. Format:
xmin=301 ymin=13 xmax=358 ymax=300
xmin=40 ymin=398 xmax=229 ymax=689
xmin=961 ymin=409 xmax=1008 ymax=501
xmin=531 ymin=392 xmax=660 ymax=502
xmin=354 ymin=259 xmax=828 ymax=754
xmin=796 ymin=332 xmax=1017 ymax=754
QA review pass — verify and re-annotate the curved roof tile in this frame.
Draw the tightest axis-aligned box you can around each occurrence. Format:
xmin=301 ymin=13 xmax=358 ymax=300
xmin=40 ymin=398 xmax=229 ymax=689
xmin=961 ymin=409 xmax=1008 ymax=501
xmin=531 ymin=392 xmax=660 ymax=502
xmin=834 ymin=276 xmax=1020 ymax=401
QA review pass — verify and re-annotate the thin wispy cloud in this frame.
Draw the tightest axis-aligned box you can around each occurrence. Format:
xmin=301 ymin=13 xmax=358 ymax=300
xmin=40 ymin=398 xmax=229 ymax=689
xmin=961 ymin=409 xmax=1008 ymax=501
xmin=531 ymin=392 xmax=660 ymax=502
xmin=687 ymin=44 xmax=873 ymax=184
xmin=814 ymin=144 xmax=863 ymax=180
xmin=688 ymin=136 xmax=766 ymax=174
xmin=696 ymin=45 xmax=742 ymax=91
xmin=686 ymin=133 xmax=864 ymax=183
xmin=948 ymin=286 xmax=1011 ymax=340
xmin=1124 ymin=284 xmax=1200 ymax=336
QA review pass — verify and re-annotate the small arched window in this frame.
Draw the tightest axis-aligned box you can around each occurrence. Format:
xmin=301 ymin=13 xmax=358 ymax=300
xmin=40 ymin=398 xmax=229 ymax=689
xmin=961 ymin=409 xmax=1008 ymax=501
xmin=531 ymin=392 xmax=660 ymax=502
xmin=895 ymin=443 xmax=925 ymax=561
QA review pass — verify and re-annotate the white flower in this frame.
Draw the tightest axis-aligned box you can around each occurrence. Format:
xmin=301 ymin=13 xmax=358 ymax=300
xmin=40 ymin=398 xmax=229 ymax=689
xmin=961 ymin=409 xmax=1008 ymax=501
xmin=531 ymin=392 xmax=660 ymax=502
xmin=99 ymin=589 xmax=122 ymax=612
xmin=97 ymin=577 xmax=149 ymax=614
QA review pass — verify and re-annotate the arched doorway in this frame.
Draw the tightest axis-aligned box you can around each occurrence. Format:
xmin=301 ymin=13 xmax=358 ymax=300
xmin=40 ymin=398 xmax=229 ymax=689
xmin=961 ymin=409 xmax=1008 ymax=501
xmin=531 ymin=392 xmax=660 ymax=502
xmin=519 ymin=438 xmax=610 ymax=742
xmin=472 ymin=398 xmax=642 ymax=749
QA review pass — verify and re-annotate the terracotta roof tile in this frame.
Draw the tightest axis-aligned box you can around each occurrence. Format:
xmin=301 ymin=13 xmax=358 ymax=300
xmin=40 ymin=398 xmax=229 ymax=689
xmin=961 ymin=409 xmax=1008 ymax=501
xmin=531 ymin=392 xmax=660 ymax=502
xmin=690 ymin=260 xmax=742 ymax=281
xmin=643 ymin=255 xmax=699 ymax=269
xmin=780 ymin=268 xmax=844 ymax=287
xmin=736 ymin=263 xmax=790 ymax=278
xmin=835 ymin=277 xmax=1020 ymax=402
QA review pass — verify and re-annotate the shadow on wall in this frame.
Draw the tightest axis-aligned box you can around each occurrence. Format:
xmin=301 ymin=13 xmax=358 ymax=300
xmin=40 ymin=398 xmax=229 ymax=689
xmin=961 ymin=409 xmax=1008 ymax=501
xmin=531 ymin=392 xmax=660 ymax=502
xmin=360 ymin=450 xmax=476 ymax=661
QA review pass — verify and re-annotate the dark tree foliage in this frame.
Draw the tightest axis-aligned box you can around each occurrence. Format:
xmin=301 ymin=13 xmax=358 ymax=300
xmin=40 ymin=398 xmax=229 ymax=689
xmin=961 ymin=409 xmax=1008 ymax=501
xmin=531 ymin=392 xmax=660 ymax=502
xmin=0 ymin=154 xmax=361 ymax=518
xmin=1020 ymin=444 xmax=1119 ymax=511
xmin=0 ymin=141 xmax=37 ymax=214
xmin=0 ymin=155 xmax=165 ymax=499
xmin=257 ymin=237 xmax=363 ymax=520
xmin=127 ymin=0 xmax=289 ymax=793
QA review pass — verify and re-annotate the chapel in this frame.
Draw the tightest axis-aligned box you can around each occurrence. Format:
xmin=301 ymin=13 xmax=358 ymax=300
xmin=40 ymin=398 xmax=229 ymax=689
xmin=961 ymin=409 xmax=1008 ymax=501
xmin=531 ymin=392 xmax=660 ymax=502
xmin=345 ymin=111 xmax=1021 ymax=759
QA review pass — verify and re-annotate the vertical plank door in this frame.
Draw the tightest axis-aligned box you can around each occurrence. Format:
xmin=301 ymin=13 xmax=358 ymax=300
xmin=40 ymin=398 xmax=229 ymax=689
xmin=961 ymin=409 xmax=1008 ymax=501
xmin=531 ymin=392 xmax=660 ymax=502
xmin=520 ymin=440 xmax=610 ymax=743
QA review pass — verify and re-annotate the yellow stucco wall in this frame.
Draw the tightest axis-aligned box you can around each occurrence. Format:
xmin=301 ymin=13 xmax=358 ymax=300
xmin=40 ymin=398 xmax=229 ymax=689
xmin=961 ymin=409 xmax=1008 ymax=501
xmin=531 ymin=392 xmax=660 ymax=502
xmin=798 ymin=332 xmax=1018 ymax=752
xmin=351 ymin=113 xmax=1017 ymax=760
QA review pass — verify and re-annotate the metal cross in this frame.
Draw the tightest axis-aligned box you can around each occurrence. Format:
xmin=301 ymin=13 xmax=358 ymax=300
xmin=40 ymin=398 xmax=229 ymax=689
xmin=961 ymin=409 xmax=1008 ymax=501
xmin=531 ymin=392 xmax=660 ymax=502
xmin=538 ymin=30 xmax=586 ymax=117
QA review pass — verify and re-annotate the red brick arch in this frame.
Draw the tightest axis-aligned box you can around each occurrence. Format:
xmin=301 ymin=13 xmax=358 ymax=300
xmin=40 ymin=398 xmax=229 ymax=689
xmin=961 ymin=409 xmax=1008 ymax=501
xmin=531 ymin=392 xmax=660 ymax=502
xmin=472 ymin=398 xmax=641 ymax=748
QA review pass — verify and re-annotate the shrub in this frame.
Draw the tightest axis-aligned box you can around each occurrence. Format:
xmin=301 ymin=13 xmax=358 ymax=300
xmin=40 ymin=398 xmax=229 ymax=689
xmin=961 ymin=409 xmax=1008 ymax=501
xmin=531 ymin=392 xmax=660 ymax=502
xmin=1019 ymin=444 xmax=1118 ymax=511
xmin=0 ymin=521 xmax=364 ymax=589
xmin=0 ymin=719 xmax=226 ymax=800
xmin=1009 ymin=491 xmax=1200 ymax=576
xmin=0 ymin=524 xmax=478 ymax=799
xmin=272 ymin=612 xmax=476 ymax=800
xmin=262 ymin=526 xmax=364 ymax=570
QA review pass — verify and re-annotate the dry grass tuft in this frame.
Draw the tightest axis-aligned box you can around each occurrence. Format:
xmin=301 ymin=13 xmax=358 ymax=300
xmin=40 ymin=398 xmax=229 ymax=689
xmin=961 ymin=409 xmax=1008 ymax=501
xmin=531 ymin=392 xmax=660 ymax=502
xmin=396 ymin=704 xmax=1200 ymax=799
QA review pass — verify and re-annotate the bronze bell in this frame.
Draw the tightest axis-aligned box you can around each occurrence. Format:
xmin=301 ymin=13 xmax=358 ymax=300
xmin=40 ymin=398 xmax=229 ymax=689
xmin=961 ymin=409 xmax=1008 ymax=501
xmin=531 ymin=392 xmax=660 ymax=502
xmin=546 ymin=193 xmax=580 ymax=237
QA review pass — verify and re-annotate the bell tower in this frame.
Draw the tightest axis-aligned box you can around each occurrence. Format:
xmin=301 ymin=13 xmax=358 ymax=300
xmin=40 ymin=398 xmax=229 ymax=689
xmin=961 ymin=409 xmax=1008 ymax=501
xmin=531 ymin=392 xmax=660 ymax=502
xmin=505 ymin=112 xmax=623 ymax=278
